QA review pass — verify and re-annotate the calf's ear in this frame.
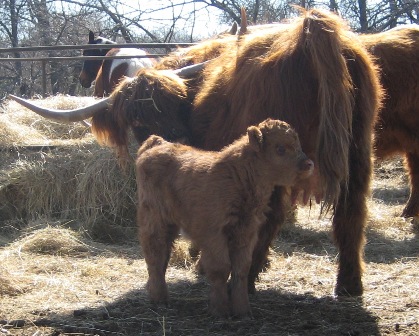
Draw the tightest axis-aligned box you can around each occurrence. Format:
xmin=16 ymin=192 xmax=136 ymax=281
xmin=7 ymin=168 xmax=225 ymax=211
xmin=247 ymin=126 xmax=263 ymax=151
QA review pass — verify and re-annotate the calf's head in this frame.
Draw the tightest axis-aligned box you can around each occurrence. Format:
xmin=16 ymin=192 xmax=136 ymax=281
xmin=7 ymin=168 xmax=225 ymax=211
xmin=247 ymin=118 xmax=314 ymax=186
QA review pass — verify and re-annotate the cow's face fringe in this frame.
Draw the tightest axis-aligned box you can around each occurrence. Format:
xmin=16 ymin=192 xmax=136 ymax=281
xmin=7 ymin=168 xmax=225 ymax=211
xmin=91 ymin=68 xmax=191 ymax=165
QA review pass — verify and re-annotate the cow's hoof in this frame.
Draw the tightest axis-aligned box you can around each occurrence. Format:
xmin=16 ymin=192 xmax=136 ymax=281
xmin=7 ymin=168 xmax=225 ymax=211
xmin=401 ymin=207 xmax=419 ymax=218
xmin=231 ymin=300 xmax=252 ymax=318
xmin=335 ymin=280 xmax=363 ymax=297
xmin=208 ymin=303 xmax=230 ymax=318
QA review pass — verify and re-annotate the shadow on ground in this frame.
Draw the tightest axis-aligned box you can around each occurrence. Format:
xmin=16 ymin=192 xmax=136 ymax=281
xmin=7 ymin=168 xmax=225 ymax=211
xmin=31 ymin=281 xmax=379 ymax=336
xmin=274 ymin=219 xmax=418 ymax=264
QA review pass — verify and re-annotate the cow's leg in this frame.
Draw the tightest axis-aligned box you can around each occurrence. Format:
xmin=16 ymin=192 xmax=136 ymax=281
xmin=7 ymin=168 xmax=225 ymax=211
xmin=248 ymin=187 xmax=286 ymax=294
xmin=402 ymin=151 xmax=419 ymax=218
xmin=138 ymin=212 xmax=179 ymax=304
xmin=229 ymin=226 xmax=259 ymax=316
xmin=200 ymin=241 xmax=231 ymax=317
xmin=333 ymin=154 xmax=370 ymax=296
xmin=333 ymin=192 xmax=366 ymax=296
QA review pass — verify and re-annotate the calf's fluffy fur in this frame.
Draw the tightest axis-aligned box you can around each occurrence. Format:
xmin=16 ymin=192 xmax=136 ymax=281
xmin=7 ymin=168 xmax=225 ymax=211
xmin=136 ymin=118 xmax=313 ymax=316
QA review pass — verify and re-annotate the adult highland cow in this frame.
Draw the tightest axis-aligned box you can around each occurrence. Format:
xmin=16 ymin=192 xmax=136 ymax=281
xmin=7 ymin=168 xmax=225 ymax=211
xmin=10 ymin=9 xmax=383 ymax=296
xmin=238 ymin=22 xmax=419 ymax=219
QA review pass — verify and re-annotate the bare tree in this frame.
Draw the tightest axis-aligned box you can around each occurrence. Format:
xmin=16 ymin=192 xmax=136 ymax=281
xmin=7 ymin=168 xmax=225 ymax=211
xmin=0 ymin=0 xmax=27 ymax=95
xmin=358 ymin=0 xmax=367 ymax=31
xmin=1 ymin=0 xmax=418 ymax=98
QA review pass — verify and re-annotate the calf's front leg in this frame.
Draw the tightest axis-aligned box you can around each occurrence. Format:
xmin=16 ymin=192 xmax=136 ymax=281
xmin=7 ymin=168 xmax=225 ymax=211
xmin=199 ymin=241 xmax=231 ymax=317
xmin=138 ymin=213 xmax=178 ymax=304
xmin=248 ymin=187 xmax=286 ymax=293
xmin=229 ymin=226 xmax=260 ymax=317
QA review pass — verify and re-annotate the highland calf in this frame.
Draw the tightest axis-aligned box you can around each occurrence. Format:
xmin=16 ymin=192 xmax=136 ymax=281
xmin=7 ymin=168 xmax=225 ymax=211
xmin=136 ymin=119 xmax=313 ymax=316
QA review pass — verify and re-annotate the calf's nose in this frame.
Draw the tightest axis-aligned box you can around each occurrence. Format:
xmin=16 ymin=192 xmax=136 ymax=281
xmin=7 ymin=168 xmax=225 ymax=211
xmin=299 ymin=158 xmax=314 ymax=175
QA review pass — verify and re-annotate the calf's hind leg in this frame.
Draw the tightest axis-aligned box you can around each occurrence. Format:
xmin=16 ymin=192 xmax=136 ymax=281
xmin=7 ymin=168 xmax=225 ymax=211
xmin=138 ymin=211 xmax=179 ymax=304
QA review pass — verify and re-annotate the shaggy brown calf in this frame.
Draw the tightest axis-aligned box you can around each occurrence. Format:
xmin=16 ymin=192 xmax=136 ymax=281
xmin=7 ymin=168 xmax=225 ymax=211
xmin=136 ymin=119 xmax=313 ymax=316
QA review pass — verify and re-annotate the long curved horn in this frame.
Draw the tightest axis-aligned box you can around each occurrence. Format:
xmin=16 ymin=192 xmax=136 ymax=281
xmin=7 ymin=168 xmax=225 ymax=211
xmin=9 ymin=63 xmax=207 ymax=122
xmin=173 ymin=61 xmax=209 ymax=77
xmin=8 ymin=95 xmax=111 ymax=122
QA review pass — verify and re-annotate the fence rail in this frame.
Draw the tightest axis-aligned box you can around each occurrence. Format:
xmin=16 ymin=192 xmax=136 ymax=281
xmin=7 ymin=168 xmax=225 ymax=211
xmin=0 ymin=43 xmax=195 ymax=96
xmin=0 ymin=42 xmax=195 ymax=54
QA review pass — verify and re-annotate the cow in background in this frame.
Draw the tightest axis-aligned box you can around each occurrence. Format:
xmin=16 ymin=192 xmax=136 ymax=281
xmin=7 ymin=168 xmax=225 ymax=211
xmin=360 ymin=25 xmax=419 ymax=218
xmin=79 ymin=31 xmax=154 ymax=97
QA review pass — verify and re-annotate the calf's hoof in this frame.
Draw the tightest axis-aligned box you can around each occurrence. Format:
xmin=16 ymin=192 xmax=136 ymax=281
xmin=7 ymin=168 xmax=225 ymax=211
xmin=232 ymin=303 xmax=251 ymax=318
xmin=146 ymin=281 xmax=169 ymax=304
xmin=188 ymin=245 xmax=201 ymax=261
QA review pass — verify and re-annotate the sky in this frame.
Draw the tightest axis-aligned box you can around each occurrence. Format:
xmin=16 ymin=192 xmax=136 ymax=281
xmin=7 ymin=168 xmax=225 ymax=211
xmin=120 ymin=1 xmax=230 ymax=39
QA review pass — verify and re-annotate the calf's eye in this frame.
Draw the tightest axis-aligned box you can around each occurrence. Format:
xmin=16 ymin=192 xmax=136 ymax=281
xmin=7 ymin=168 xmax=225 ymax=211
xmin=277 ymin=145 xmax=286 ymax=156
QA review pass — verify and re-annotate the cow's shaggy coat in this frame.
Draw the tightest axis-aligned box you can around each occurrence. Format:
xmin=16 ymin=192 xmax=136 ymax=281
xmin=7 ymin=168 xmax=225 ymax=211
xmin=136 ymin=119 xmax=313 ymax=316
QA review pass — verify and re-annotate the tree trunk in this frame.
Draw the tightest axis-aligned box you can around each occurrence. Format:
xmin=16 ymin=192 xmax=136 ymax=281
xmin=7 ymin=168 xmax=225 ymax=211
xmin=389 ymin=0 xmax=398 ymax=29
xmin=329 ymin=0 xmax=338 ymax=12
xmin=358 ymin=0 xmax=368 ymax=32
xmin=28 ymin=0 xmax=62 ymax=95
xmin=9 ymin=0 xmax=23 ymax=90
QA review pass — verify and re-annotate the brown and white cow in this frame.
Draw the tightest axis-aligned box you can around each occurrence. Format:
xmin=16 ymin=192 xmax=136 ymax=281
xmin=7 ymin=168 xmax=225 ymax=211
xmin=136 ymin=119 xmax=313 ymax=316
xmin=10 ymin=9 xmax=383 ymax=297
xmin=79 ymin=31 xmax=154 ymax=97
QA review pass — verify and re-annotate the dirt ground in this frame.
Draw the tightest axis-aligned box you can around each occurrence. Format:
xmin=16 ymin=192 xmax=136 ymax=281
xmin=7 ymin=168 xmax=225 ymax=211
xmin=0 ymin=159 xmax=417 ymax=335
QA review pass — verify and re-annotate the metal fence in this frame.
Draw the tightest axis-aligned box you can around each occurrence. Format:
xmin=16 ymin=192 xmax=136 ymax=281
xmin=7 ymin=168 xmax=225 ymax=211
xmin=0 ymin=42 xmax=195 ymax=96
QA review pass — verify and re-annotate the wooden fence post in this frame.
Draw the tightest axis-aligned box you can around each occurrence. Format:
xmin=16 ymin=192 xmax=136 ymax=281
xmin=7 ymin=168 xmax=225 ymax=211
xmin=42 ymin=60 xmax=47 ymax=97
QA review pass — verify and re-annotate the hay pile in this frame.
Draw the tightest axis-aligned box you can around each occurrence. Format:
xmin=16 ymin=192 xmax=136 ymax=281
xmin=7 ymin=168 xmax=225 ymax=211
xmin=0 ymin=96 xmax=96 ymax=146
xmin=0 ymin=96 xmax=138 ymax=242
xmin=10 ymin=226 xmax=91 ymax=256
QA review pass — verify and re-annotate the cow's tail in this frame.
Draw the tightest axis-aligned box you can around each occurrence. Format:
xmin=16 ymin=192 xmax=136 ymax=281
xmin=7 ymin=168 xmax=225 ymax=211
xmin=301 ymin=10 xmax=356 ymax=212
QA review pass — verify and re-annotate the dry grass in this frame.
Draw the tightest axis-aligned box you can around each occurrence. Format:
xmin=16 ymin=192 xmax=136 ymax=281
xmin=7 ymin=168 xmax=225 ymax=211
xmin=0 ymin=95 xmax=97 ymax=146
xmin=0 ymin=96 xmax=418 ymax=336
